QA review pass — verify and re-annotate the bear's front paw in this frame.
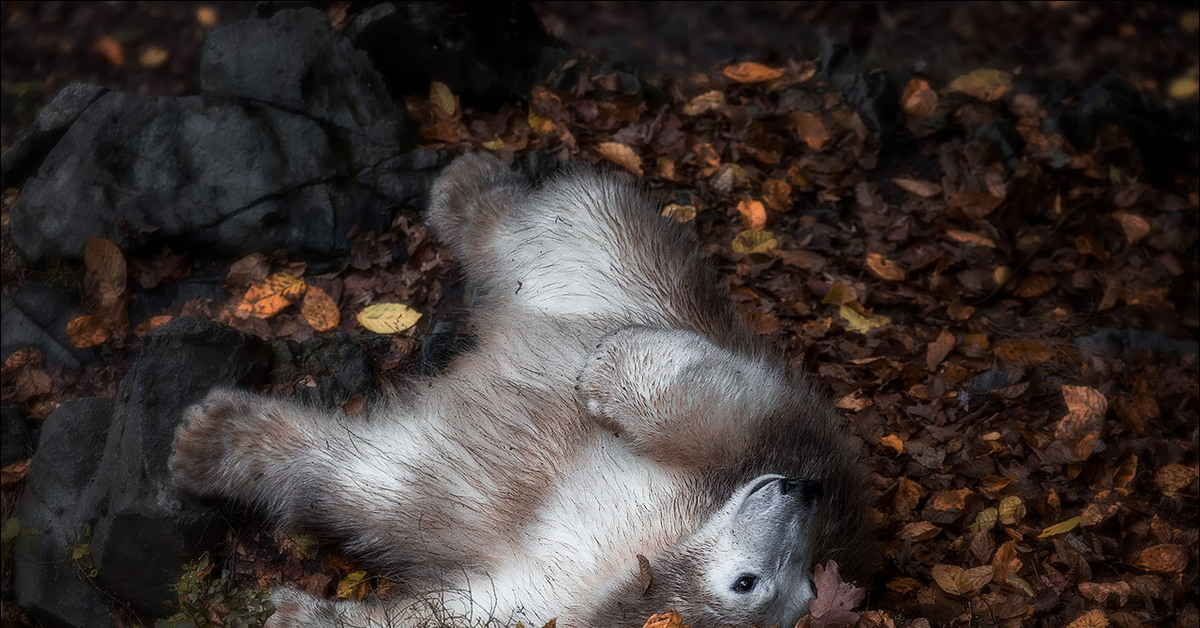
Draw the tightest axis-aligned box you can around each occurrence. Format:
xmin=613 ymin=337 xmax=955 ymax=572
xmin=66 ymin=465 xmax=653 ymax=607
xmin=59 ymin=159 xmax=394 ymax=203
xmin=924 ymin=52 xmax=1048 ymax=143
xmin=169 ymin=388 xmax=265 ymax=498
xmin=575 ymin=326 xmax=659 ymax=430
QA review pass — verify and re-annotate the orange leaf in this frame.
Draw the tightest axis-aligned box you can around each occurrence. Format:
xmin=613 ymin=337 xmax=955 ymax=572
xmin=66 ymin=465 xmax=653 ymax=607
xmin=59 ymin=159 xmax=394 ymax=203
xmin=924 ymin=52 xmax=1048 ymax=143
xmin=94 ymin=35 xmax=125 ymax=67
xmin=897 ymin=521 xmax=940 ymax=542
xmin=736 ymin=199 xmax=767 ymax=230
xmin=879 ymin=434 xmax=904 ymax=455
xmin=236 ymin=273 xmax=307 ymax=319
xmin=866 ymin=252 xmax=906 ymax=281
xmin=901 ymin=78 xmax=939 ymax=116
xmin=1134 ymin=544 xmax=1187 ymax=573
xmin=66 ymin=315 xmax=113 ymax=349
xmin=931 ymin=488 xmax=971 ymax=511
xmin=992 ymin=540 xmax=1022 ymax=582
xmin=302 ymin=286 xmax=340 ymax=332
xmin=893 ymin=477 xmax=921 ymax=519
xmin=1112 ymin=210 xmax=1152 ymax=244
xmin=892 ymin=177 xmax=941 ymax=198
xmin=722 ymin=61 xmax=784 ymax=83
xmin=641 ymin=610 xmax=688 ymax=628
xmin=595 ymin=142 xmax=643 ymax=176
xmin=789 ymin=111 xmax=830 ymax=149
xmin=944 ymin=229 xmax=996 ymax=248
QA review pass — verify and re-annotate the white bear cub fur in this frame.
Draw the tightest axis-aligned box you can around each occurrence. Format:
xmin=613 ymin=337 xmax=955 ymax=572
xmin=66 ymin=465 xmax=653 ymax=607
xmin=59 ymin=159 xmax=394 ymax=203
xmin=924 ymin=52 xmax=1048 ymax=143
xmin=170 ymin=153 xmax=873 ymax=627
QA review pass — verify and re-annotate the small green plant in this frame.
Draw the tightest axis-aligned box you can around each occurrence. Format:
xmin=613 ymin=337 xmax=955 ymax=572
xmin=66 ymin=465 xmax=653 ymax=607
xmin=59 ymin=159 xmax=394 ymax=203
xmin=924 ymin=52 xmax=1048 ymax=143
xmin=1 ymin=517 xmax=42 ymax=564
xmin=156 ymin=553 xmax=275 ymax=628
xmin=72 ymin=524 xmax=97 ymax=579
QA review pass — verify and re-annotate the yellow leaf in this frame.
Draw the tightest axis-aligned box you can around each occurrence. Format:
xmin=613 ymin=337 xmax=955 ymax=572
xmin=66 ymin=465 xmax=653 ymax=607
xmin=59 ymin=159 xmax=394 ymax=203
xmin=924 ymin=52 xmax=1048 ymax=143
xmin=736 ymin=199 xmax=767 ymax=230
xmin=336 ymin=570 xmax=369 ymax=600
xmin=1037 ymin=515 xmax=1082 ymax=539
xmin=481 ymin=136 xmax=504 ymax=151
xmin=731 ymin=230 xmax=777 ymax=255
xmin=1167 ymin=76 xmax=1199 ymax=100
xmin=660 ymin=203 xmax=696 ymax=223
xmin=839 ymin=305 xmax=890 ymax=334
xmin=997 ymin=495 xmax=1026 ymax=525
xmin=302 ymin=286 xmax=340 ymax=332
xmin=595 ymin=142 xmax=643 ymax=176
xmin=866 ymin=252 xmax=906 ymax=281
xmin=430 ymin=81 xmax=457 ymax=116
xmin=722 ymin=62 xmax=784 ymax=84
xmin=681 ymin=90 xmax=725 ymax=116
xmin=969 ymin=507 xmax=998 ymax=533
xmin=821 ymin=283 xmax=857 ymax=305
xmin=946 ymin=69 xmax=1013 ymax=101
xmin=357 ymin=303 xmax=422 ymax=334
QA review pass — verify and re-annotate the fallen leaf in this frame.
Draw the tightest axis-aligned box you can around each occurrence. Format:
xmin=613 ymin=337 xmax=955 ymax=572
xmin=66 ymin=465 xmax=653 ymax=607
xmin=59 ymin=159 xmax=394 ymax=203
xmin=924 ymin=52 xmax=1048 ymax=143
xmin=945 ymin=229 xmax=996 ymax=248
xmin=893 ymin=477 xmax=921 ymax=518
xmin=892 ymin=177 xmax=941 ymax=198
xmin=681 ymin=90 xmax=725 ymax=116
xmin=992 ymin=540 xmax=1022 ymax=582
xmin=997 ymin=496 xmax=1026 ymax=525
xmin=1134 ymin=544 xmax=1187 ymax=573
xmin=139 ymin=46 xmax=169 ymax=69
xmin=761 ymin=179 xmax=793 ymax=211
xmin=641 ymin=610 xmax=688 ymax=628
xmin=736 ymin=199 xmax=767 ymax=230
xmin=13 ymin=368 xmax=51 ymax=403
xmin=994 ymin=341 xmax=1056 ymax=364
xmin=1054 ymin=385 xmax=1108 ymax=461
xmin=340 ymin=394 xmax=367 ymax=416
xmin=901 ymin=78 xmax=939 ymax=116
xmin=932 ymin=488 xmax=971 ymax=511
xmin=809 ymin=560 xmax=864 ymax=628
xmin=789 ymin=111 xmax=830 ymax=149
xmin=932 ymin=565 xmax=994 ymax=596
xmin=430 ymin=81 xmax=457 ymax=116
xmin=357 ymin=303 xmax=422 ymax=334
xmin=1038 ymin=515 xmax=1082 ymax=539
xmin=66 ymin=315 xmax=113 ymax=349
xmin=822 ymin=283 xmax=857 ymax=305
xmin=898 ymin=521 xmax=940 ymax=541
xmin=335 ymin=570 xmax=368 ymax=600
xmin=866 ymin=252 xmax=906 ymax=281
xmin=661 ymin=204 xmax=696 ymax=223
xmin=1 ymin=459 xmax=31 ymax=485
xmin=134 ymin=315 xmax=174 ymax=337
xmin=94 ymin=35 xmax=125 ymax=67
xmin=236 ymin=273 xmax=307 ymax=319
xmin=731 ymin=230 xmax=777 ymax=255
xmin=926 ymin=330 xmax=955 ymax=370
xmin=596 ymin=141 xmax=643 ymax=176
xmin=839 ymin=305 xmax=890 ymax=334
xmin=1167 ymin=76 xmax=1199 ymax=100
xmin=1077 ymin=581 xmax=1132 ymax=605
xmin=945 ymin=69 xmax=1013 ymax=101
xmin=195 ymin=6 xmax=218 ymax=27
xmin=1154 ymin=464 xmax=1198 ymax=492
xmin=302 ymin=286 xmax=340 ymax=332
xmin=722 ymin=61 xmax=784 ymax=83
xmin=1111 ymin=211 xmax=1152 ymax=243
xmin=969 ymin=507 xmax=998 ymax=533
xmin=879 ymin=434 xmax=904 ymax=455
xmin=637 ymin=554 xmax=653 ymax=596
xmin=1064 ymin=609 xmax=1109 ymax=628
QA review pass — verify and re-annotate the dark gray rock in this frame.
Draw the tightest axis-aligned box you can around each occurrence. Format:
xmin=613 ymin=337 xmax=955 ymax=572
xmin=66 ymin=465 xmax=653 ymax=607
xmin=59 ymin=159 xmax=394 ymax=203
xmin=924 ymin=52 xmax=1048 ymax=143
xmin=0 ymin=83 xmax=108 ymax=187
xmin=89 ymin=317 xmax=273 ymax=617
xmin=10 ymin=8 xmax=416 ymax=267
xmin=345 ymin=2 xmax=551 ymax=107
xmin=1 ymin=405 xmax=31 ymax=465
xmin=1074 ymin=328 xmax=1200 ymax=359
xmin=1 ymin=281 xmax=87 ymax=370
xmin=12 ymin=397 xmax=116 ymax=628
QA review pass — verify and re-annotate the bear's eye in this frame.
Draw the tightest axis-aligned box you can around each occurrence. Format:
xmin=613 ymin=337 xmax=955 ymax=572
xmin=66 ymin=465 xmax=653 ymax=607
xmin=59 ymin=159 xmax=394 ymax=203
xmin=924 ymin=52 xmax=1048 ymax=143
xmin=732 ymin=574 xmax=758 ymax=593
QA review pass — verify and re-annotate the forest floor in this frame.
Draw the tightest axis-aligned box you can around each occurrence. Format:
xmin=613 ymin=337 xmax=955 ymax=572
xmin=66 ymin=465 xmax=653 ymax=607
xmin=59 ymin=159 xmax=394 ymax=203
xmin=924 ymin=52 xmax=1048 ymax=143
xmin=1 ymin=3 xmax=1198 ymax=628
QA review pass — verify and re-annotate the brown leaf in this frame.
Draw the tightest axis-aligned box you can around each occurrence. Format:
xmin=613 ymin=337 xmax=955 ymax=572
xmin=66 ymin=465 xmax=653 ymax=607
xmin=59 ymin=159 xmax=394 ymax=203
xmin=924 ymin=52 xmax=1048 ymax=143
xmin=992 ymin=540 xmax=1022 ymax=582
xmin=893 ymin=477 xmax=921 ymax=519
xmin=901 ymin=78 xmax=939 ymax=116
xmin=1112 ymin=211 xmax=1152 ymax=243
xmin=1134 ymin=544 xmax=1187 ymax=573
xmin=866 ymin=252 xmax=906 ymax=281
xmin=302 ymin=285 xmax=340 ymax=332
xmin=637 ymin=554 xmax=653 ymax=597
xmin=340 ymin=394 xmax=366 ymax=417
xmin=948 ymin=190 xmax=1004 ymax=219
xmin=925 ymin=330 xmax=955 ymax=370
xmin=994 ymin=341 xmax=1056 ymax=364
xmin=892 ymin=177 xmax=941 ymax=198
xmin=681 ymin=90 xmax=725 ymax=116
xmin=898 ymin=521 xmax=940 ymax=542
xmin=1077 ymin=581 xmax=1132 ymax=605
xmin=14 ymin=368 xmax=52 ymax=403
xmin=595 ymin=141 xmax=643 ymax=176
xmin=641 ymin=610 xmax=688 ymax=628
xmin=789 ymin=111 xmax=830 ymax=149
xmin=65 ymin=314 xmax=113 ymax=349
xmin=722 ymin=61 xmax=784 ymax=83
xmin=227 ymin=253 xmax=270 ymax=288
xmin=94 ymin=35 xmax=125 ymax=67
xmin=1154 ymin=464 xmax=1198 ymax=492
xmin=945 ymin=69 xmax=1013 ymax=101
xmin=1 ymin=459 xmax=31 ymax=485
xmin=944 ymin=229 xmax=996 ymax=248
xmin=761 ymin=179 xmax=793 ymax=212
xmin=1054 ymin=386 xmax=1108 ymax=461
xmin=931 ymin=488 xmax=971 ymax=511
xmin=809 ymin=560 xmax=864 ymax=628
xmin=736 ymin=199 xmax=767 ymax=230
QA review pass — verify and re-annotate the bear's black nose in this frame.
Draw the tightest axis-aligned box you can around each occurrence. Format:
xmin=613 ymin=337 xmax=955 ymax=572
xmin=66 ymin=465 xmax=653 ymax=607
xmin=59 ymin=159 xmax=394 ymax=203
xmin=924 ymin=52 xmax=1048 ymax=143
xmin=780 ymin=478 xmax=823 ymax=505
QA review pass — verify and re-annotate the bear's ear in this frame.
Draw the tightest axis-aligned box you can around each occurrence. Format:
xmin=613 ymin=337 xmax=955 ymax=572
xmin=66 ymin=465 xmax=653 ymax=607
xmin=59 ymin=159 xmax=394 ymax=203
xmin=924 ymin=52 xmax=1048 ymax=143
xmin=576 ymin=326 xmax=780 ymax=469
